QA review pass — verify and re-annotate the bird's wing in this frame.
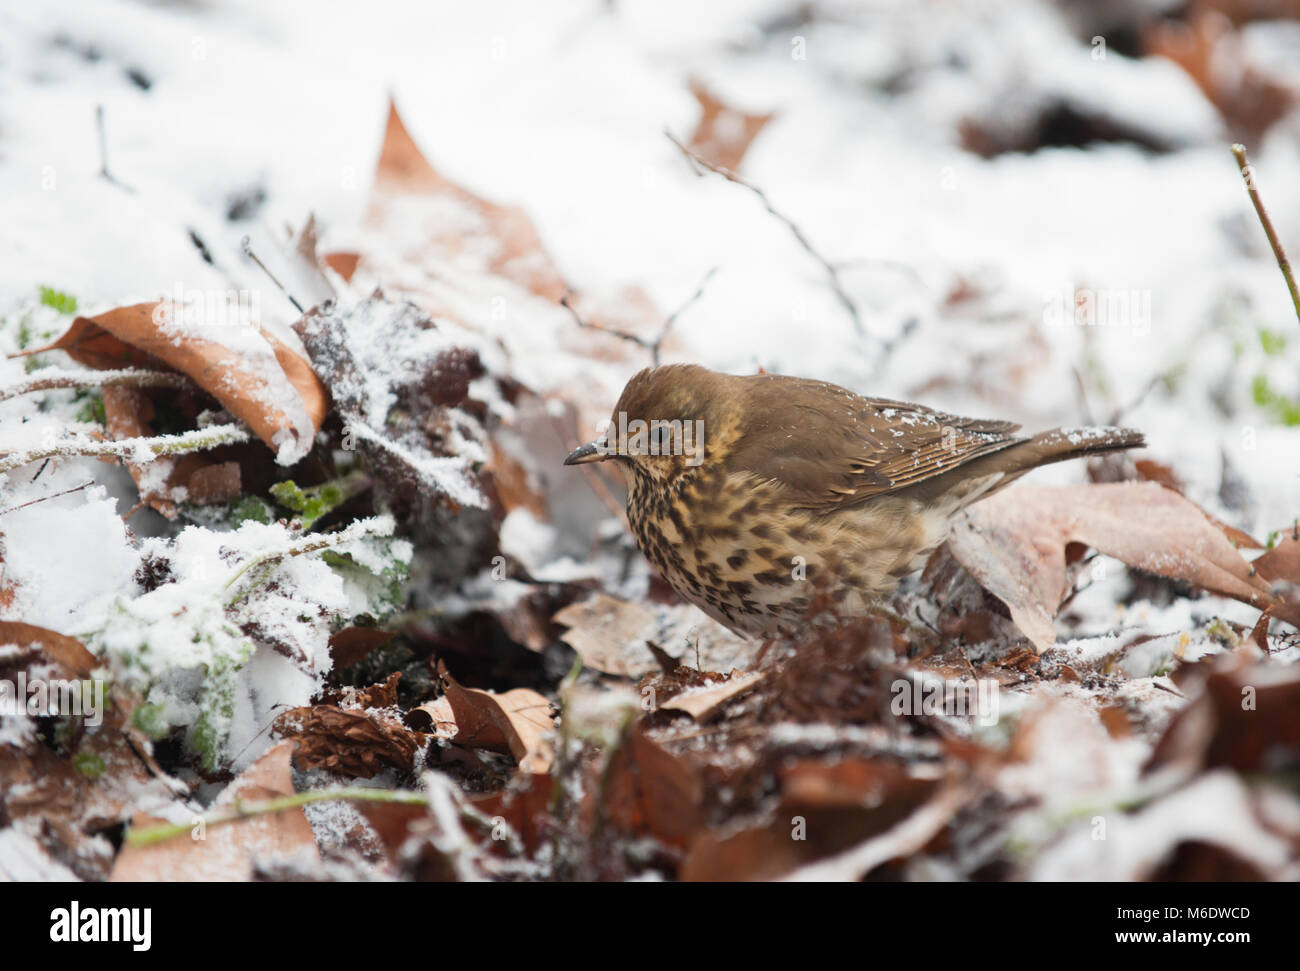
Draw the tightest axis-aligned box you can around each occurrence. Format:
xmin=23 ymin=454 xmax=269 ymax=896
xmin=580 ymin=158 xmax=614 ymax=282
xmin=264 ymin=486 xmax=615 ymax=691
xmin=726 ymin=380 xmax=1026 ymax=512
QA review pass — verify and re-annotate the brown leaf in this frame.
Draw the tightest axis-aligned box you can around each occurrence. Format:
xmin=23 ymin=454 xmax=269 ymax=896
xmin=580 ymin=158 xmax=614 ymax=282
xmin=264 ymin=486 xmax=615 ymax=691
xmin=438 ymin=663 xmax=554 ymax=773
xmin=681 ymin=760 xmax=943 ymax=880
xmin=62 ymin=303 xmax=327 ymax=464
xmin=369 ymin=98 xmax=567 ymax=301
xmin=554 ymin=593 xmax=754 ymax=677
xmin=596 ymin=727 xmax=705 ymax=850
xmin=276 ymin=702 xmax=425 ymax=779
xmin=659 ymin=669 xmax=766 ymax=722
xmin=328 ymin=626 xmax=396 ymax=670
xmin=110 ymin=741 xmax=319 ymax=881
xmin=324 ymin=251 xmax=361 ymax=282
xmin=1144 ymin=9 xmax=1296 ymax=141
xmin=102 ymin=386 xmax=246 ymax=516
xmin=15 ymin=316 xmax=168 ymax=371
xmin=1253 ymin=534 xmax=1300 ymax=585
xmin=686 ymin=80 xmax=774 ymax=171
xmin=470 ymin=772 xmax=554 ymax=854
xmin=947 ymin=482 xmax=1274 ymax=652
xmin=0 ymin=619 xmax=98 ymax=679
xmin=1148 ymin=656 xmax=1300 ymax=774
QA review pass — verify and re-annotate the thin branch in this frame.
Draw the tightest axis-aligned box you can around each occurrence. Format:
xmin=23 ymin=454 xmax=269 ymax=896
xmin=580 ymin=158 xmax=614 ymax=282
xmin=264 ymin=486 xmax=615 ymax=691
xmin=0 ymin=367 xmax=191 ymax=402
xmin=96 ymin=105 xmax=134 ymax=193
xmin=666 ymin=130 xmax=864 ymax=337
xmin=124 ymin=786 xmax=432 ymax=847
xmin=560 ymin=265 xmax=717 ymax=366
xmin=223 ymin=515 xmax=394 ymax=606
xmin=0 ymin=481 xmax=94 ymax=517
xmin=659 ymin=266 xmax=718 ymax=362
xmin=1231 ymin=143 xmax=1300 ymax=328
xmin=0 ymin=423 xmax=250 ymax=476
xmin=241 ymin=235 xmax=304 ymax=314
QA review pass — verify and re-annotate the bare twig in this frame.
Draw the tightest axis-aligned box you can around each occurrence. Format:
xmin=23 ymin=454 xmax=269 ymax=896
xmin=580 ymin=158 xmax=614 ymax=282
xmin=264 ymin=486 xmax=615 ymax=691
xmin=666 ymin=130 xmax=864 ymax=337
xmin=0 ymin=423 xmax=250 ymax=477
xmin=1231 ymin=143 xmax=1300 ymax=328
xmin=96 ymin=105 xmax=134 ymax=193
xmin=0 ymin=481 xmax=94 ymax=517
xmin=241 ymin=235 xmax=304 ymax=314
xmin=560 ymin=265 xmax=717 ymax=366
xmin=0 ymin=367 xmax=191 ymax=402
xmin=549 ymin=412 xmax=626 ymax=524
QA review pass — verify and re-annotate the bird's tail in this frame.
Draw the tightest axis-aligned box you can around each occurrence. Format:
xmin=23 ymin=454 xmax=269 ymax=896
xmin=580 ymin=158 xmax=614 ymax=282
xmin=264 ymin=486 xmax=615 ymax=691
xmin=1009 ymin=426 xmax=1146 ymax=472
xmin=915 ymin=425 xmax=1145 ymax=512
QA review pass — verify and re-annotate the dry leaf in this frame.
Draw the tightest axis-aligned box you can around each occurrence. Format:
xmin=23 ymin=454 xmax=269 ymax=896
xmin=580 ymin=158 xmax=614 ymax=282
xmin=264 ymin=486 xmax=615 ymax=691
xmin=687 ymin=80 xmax=774 ymax=171
xmin=276 ymin=699 xmax=426 ymax=779
xmin=948 ymin=482 xmax=1274 ymax=651
xmin=554 ymin=593 xmax=754 ymax=677
xmin=110 ymin=741 xmax=319 ymax=881
xmin=369 ymin=98 xmax=567 ymax=301
xmin=56 ymin=303 xmax=327 ymax=465
xmin=438 ymin=662 xmax=554 ymax=773
xmin=659 ymin=669 xmax=765 ymax=721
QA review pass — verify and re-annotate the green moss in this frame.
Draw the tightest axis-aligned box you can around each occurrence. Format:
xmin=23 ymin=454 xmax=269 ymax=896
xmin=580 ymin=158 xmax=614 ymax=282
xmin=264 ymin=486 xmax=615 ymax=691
xmin=1258 ymin=328 xmax=1287 ymax=357
xmin=132 ymin=703 xmax=170 ymax=740
xmin=38 ymin=285 xmax=78 ymax=315
xmin=73 ymin=752 xmax=106 ymax=778
xmin=1252 ymin=374 xmax=1300 ymax=426
xmin=74 ymin=390 xmax=106 ymax=425
xmin=231 ymin=495 xmax=273 ymax=525
xmin=270 ymin=477 xmax=352 ymax=530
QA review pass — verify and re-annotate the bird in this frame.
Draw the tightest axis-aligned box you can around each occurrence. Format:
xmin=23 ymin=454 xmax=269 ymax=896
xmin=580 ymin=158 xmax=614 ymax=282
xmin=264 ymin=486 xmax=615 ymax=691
xmin=564 ymin=364 xmax=1144 ymax=639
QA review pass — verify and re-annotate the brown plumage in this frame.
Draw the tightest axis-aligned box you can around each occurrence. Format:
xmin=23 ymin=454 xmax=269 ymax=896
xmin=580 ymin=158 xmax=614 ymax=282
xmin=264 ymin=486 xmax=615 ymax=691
xmin=565 ymin=364 xmax=1145 ymax=638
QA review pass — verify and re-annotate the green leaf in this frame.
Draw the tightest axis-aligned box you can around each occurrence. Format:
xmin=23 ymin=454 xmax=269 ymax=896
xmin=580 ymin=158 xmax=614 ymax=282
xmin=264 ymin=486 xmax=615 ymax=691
xmin=269 ymin=477 xmax=353 ymax=530
xmin=231 ymin=495 xmax=273 ymax=526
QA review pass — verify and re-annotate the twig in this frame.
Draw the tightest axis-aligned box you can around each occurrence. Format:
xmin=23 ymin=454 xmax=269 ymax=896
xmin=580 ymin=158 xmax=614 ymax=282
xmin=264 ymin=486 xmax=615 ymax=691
xmin=223 ymin=515 xmax=394 ymax=606
xmin=0 ymin=481 xmax=93 ymax=517
xmin=658 ymin=266 xmax=718 ymax=363
xmin=0 ymin=367 xmax=191 ymax=402
xmin=0 ymin=423 xmax=250 ymax=477
xmin=1231 ymin=143 xmax=1300 ymax=328
xmin=124 ymin=786 xmax=431 ymax=847
xmin=549 ymin=411 xmax=626 ymax=524
xmin=560 ymin=266 xmax=716 ymax=366
xmin=666 ymin=130 xmax=864 ymax=337
xmin=1108 ymin=374 xmax=1161 ymax=425
xmin=95 ymin=105 xmax=134 ymax=193
xmin=241 ymin=235 xmax=304 ymax=314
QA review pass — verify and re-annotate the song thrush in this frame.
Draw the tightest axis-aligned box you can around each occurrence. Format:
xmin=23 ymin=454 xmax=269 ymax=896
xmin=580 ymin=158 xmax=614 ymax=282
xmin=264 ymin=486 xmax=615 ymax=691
xmin=565 ymin=364 xmax=1144 ymax=638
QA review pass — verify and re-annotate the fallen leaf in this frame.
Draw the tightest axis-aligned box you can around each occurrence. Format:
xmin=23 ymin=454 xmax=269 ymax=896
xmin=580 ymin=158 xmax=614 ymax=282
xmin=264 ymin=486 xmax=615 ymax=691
xmin=328 ymin=626 xmax=396 ymax=670
xmin=659 ymin=669 xmax=766 ymax=721
xmin=369 ymin=98 xmax=567 ymax=301
xmin=55 ymin=303 xmax=327 ymax=465
xmin=276 ymin=702 xmax=426 ymax=779
xmin=948 ymin=482 xmax=1274 ymax=651
xmin=686 ymin=79 xmax=774 ymax=171
xmin=111 ymin=741 xmax=319 ymax=881
xmin=438 ymin=662 xmax=554 ymax=773
xmin=554 ymin=592 xmax=754 ymax=677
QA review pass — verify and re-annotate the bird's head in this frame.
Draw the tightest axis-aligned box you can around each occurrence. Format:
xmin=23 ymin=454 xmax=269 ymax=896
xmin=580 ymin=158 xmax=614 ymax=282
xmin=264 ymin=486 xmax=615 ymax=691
xmin=564 ymin=364 xmax=728 ymax=485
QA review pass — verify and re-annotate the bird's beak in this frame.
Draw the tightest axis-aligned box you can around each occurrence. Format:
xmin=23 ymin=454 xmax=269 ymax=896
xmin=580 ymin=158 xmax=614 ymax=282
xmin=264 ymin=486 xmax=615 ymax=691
xmin=564 ymin=438 xmax=610 ymax=466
